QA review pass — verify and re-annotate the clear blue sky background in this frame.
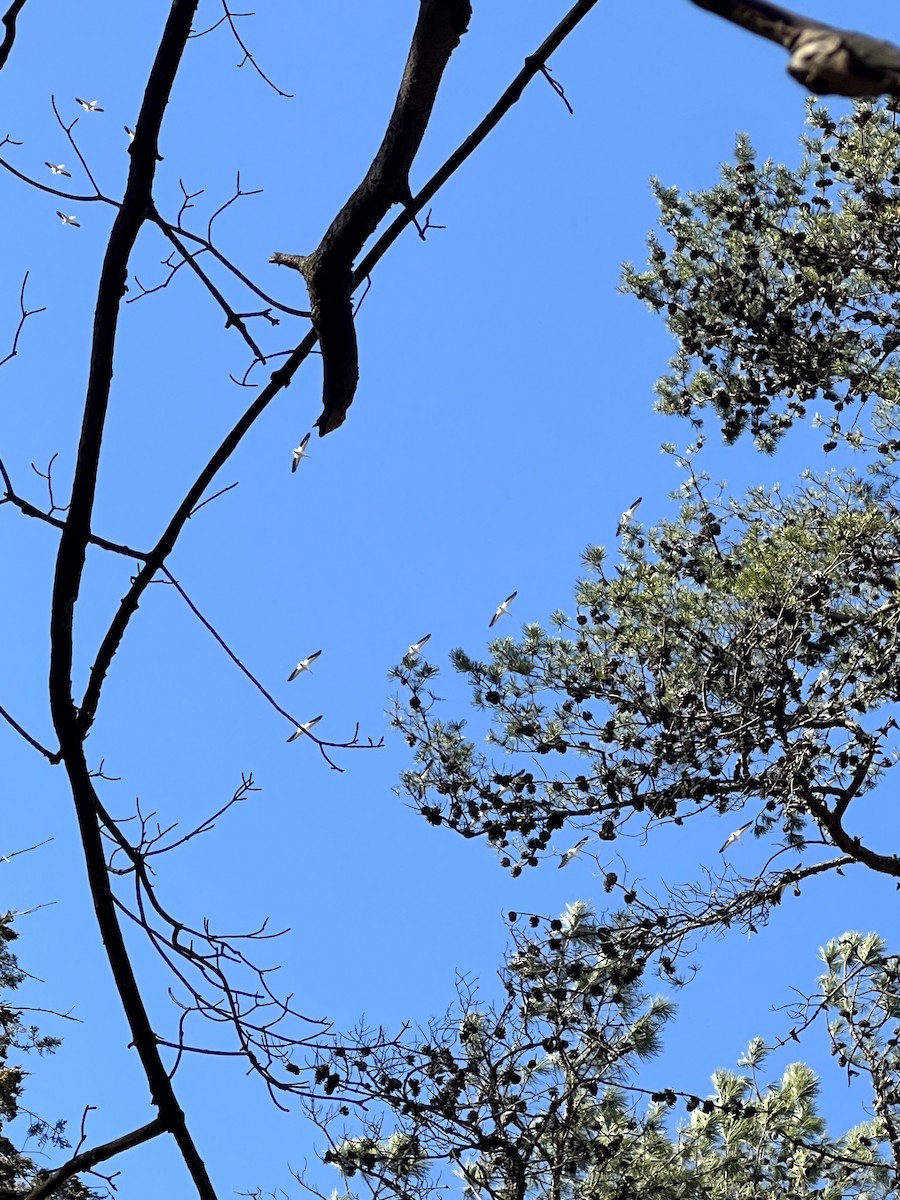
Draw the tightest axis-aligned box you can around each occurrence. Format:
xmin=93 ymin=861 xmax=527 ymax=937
xmin=2 ymin=1 xmax=900 ymax=1195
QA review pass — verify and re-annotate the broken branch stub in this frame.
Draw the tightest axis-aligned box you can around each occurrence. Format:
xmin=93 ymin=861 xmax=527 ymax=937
xmin=271 ymin=0 xmax=472 ymax=436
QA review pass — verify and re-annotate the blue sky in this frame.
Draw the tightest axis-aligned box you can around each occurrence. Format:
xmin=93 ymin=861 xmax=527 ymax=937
xmin=2 ymin=0 xmax=900 ymax=1195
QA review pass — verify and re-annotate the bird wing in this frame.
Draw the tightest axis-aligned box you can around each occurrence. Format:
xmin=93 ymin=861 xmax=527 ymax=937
xmin=719 ymin=822 xmax=751 ymax=852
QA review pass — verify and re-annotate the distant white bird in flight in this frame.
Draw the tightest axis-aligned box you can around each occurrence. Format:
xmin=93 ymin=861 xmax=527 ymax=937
xmin=56 ymin=211 xmax=79 ymax=226
xmin=719 ymin=821 xmax=753 ymax=854
xmin=45 ymin=162 xmax=71 ymax=177
xmin=291 ymin=433 xmax=311 ymax=472
xmin=76 ymin=98 xmax=104 ymax=112
xmin=287 ymin=714 xmax=323 ymax=741
xmin=558 ymin=836 xmax=590 ymax=868
xmin=407 ymin=634 xmax=431 ymax=658
xmin=288 ymin=650 xmax=322 ymax=681
xmin=616 ymin=497 xmax=643 ymax=537
xmin=489 ymin=591 xmax=517 ymax=628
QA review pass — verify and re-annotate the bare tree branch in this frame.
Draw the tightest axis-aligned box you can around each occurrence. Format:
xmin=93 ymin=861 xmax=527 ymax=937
xmin=0 ymin=272 xmax=45 ymax=367
xmin=25 ymin=1116 xmax=166 ymax=1200
xmin=688 ymin=0 xmax=900 ymax=97
xmin=47 ymin=3 xmax=220 ymax=1198
xmin=0 ymin=701 xmax=58 ymax=762
xmin=272 ymin=0 xmax=473 ymax=436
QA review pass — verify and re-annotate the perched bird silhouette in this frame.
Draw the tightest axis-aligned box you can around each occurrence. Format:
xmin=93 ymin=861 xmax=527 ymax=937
xmin=75 ymin=98 xmax=103 ymax=111
xmin=616 ymin=497 xmax=642 ymax=537
xmin=287 ymin=714 xmax=323 ymax=741
xmin=489 ymin=591 xmax=517 ymax=628
xmin=291 ymin=432 xmax=311 ymax=473
xmin=288 ymin=650 xmax=322 ymax=681
xmin=691 ymin=0 xmax=900 ymax=98
xmin=719 ymin=821 xmax=753 ymax=854
xmin=56 ymin=211 xmax=79 ymax=226
xmin=407 ymin=634 xmax=431 ymax=659
xmin=558 ymin=836 xmax=590 ymax=868
xmin=45 ymin=162 xmax=71 ymax=177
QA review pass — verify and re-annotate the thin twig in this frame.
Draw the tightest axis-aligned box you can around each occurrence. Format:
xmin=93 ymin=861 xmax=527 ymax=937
xmin=0 ymin=272 xmax=45 ymax=367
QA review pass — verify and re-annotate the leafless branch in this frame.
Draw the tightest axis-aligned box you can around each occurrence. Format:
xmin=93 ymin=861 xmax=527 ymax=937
xmin=0 ymin=272 xmax=45 ymax=367
xmin=30 ymin=454 xmax=66 ymax=516
xmin=688 ymin=0 xmax=900 ymax=97
xmin=25 ymin=1116 xmax=166 ymax=1200
xmin=200 ymin=1 xmax=294 ymax=98
xmin=157 ymin=567 xmax=380 ymax=768
xmin=47 ymin=3 xmax=220 ymax=1197
xmin=271 ymin=0 xmax=472 ymax=435
xmin=188 ymin=480 xmax=239 ymax=516
xmin=0 ymin=702 xmax=58 ymax=763
xmin=0 ymin=0 xmax=28 ymax=71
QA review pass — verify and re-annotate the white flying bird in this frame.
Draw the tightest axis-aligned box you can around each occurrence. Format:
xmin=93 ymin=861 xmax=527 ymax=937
xmin=558 ymin=836 xmax=590 ymax=869
xmin=76 ymin=98 xmax=103 ymax=112
xmin=288 ymin=650 xmax=322 ymax=681
xmin=287 ymin=715 xmax=323 ymax=742
xmin=616 ymin=496 xmax=643 ymax=537
xmin=407 ymin=634 xmax=431 ymax=659
xmin=291 ymin=432 xmax=311 ymax=472
xmin=56 ymin=211 xmax=79 ymax=226
xmin=45 ymin=162 xmax=71 ymax=177
xmin=489 ymin=591 xmax=517 ymax=628
xmin=719 ymin=821 xmax=753 ymax=854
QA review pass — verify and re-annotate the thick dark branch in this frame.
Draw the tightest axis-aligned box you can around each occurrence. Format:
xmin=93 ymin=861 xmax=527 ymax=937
xmin=25 ymin=1116 xmax=165 ymax=1200
xmin=273 ymin=0 xmax=472 ymax=437
xmin=50 ymin=0 xmax=188 ymax=739
xmin=804 ymin=790 xmax=900 ymax=876
xmin=688 ymin=0 xmax=900 ymax=97
xmin=47 ymin=4 xmax=219 ymax=1200
xmin=0 ymin=0 xmax=27 ymax=71
xmin=687 ymin=0 xmax=817 ymax=47
xmin=353 ymin=0 xmax=602 ymax=289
